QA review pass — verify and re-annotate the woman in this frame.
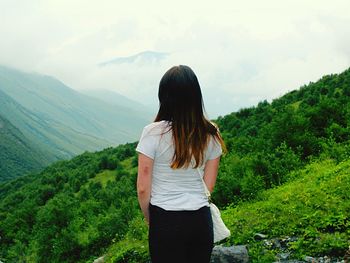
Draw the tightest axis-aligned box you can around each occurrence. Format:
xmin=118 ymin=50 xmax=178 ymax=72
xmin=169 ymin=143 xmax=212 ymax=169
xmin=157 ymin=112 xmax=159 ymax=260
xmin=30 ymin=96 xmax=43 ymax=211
xmin=136 ymin=65 xmax=225 ymax=263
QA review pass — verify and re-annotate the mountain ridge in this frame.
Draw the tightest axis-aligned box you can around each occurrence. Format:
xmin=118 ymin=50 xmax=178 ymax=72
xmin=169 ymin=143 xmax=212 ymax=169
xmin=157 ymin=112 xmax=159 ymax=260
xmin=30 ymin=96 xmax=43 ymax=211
xmin=0 ymin=65 xmax=152 ymax=181
xmin=99 ymin=50 xmax=169 ymax=66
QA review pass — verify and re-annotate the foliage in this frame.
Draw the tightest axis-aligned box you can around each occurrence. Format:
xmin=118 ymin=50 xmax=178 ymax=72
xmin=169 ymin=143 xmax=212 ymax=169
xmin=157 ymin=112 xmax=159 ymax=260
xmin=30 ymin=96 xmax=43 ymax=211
xmin=0 ymin=143 xmax=138 ymax=262
xmin=1 ymin=68 xmax=350 ymax=262
xmin=222 ymin=159 xmax=350 ymax=262
xmin=213 ymin=68 xmax=350 ymax=207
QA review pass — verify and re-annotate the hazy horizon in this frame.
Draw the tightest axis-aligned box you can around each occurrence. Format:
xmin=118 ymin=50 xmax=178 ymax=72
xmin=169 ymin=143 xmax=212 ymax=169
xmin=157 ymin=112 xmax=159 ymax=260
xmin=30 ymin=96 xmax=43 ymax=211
xmin=1 ymin=0 xmax=350 ymax=117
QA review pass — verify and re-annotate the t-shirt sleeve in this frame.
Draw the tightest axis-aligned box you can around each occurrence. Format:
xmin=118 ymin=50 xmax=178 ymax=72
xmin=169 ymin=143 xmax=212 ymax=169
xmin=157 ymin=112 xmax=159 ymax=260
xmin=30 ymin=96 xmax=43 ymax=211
xmin=136 ymin=125 xmax=158 ymax=159
xmin=207 ymin=136 xmax=223 ymax=160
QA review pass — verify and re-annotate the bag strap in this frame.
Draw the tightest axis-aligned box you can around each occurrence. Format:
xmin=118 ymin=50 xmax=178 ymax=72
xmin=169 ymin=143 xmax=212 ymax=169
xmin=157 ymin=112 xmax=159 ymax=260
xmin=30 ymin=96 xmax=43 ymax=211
xmin=196 ymin=168 xmax=212 ymax=202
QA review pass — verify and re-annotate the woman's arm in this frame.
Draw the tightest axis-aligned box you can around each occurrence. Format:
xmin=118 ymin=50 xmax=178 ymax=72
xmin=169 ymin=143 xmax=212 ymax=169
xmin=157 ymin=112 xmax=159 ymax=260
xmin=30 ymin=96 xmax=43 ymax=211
xmin=137 ymin=153 xmax=154 ymax=224
xmin=203 ymin=156 xmax=220 ymax=193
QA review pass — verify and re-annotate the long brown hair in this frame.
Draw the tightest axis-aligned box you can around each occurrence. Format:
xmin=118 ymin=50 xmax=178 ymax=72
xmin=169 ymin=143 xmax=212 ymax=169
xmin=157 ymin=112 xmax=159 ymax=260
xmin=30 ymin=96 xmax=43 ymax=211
xmin=154 ymin=65 xmax=225 ymax=169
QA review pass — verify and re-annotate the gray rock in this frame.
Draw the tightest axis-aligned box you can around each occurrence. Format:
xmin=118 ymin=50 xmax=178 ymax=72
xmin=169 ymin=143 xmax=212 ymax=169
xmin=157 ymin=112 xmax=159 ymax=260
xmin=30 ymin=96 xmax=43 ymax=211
xmin=277 ymin=252 xmax=291 ymax=260
xmin=264 ymin=239 xmax=274 ymax=247
xmin=254 ymin=233 xmax=267 ymax=240
xmin=304 ymin=256 xmax=315 ymax=262
xmin=271 ymin=238 xmax=282 ymax=249
xmin=272 ymin=261 xmax=304 ymax=263
xmin=210 ymin=245 xmax=249 ymax=263
xmin=254 ymin=233 xmax=268 ymax=240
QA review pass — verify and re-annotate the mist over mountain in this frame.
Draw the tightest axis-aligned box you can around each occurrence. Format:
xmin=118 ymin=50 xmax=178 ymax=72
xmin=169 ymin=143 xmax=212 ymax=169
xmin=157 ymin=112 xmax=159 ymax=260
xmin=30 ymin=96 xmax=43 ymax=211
xmin=99 ymin=51 xmax=169 ymax=67
xmin=81 ymin=88 xmax=153 ymax=114
xmin=0 ymin=65 xmax=152 ymax=181
xmin=94 ymin=50 xmax=242 ymax=118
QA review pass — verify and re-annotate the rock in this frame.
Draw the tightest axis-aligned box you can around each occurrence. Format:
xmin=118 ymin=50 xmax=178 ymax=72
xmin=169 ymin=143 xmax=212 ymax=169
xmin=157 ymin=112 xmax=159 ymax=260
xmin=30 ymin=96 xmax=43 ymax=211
xmin=271 ymin=238 xmax=282 ymax=249
xmin=93 ymin=256 xmax=105 ymax=263
xmin=277 ymin=252 xmax=291 ymax=260
xmin=254 ymin=233 xmax=268 ymax=240
xmin=272 ymin=260 xmax=304 ymax=263
xmin=264 ymin=239 xmax=275 ymax=248
xmin=263 ymin=238 xmax=282 ymax=249
xmin=304 ymin=256 xmax=315 ymax=262
xmin=210 ymin=245 xmax=249 ymax=263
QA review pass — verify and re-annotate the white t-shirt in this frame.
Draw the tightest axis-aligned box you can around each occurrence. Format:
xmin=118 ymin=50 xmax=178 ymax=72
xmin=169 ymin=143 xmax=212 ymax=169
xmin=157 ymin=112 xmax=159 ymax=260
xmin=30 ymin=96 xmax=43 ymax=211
xmin=136 ymin=120 xmax=222 ymax=211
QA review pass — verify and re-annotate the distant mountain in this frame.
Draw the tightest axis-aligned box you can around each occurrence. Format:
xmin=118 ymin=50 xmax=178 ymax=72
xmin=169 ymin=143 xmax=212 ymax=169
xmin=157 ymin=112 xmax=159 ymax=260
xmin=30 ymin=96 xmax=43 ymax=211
xmin=99 ymin=50 xmax=169 ymax=66
xmin=0 ymin=65 xmax=152 ymax=181
xmin=0 ymin=113 xmax=53 ymax=181
xmin=81 ymin=88 xmax=154 ymax=114
xmin=0 ymin=87 xmax=109 ymax=159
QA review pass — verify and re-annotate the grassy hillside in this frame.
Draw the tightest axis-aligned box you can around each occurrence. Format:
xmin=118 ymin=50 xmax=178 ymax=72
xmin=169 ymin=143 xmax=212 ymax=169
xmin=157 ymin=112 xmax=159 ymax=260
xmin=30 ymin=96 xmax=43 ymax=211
xmin=213 ymin=68 xmax=350 ymax=207
xmin=0 ymin=143 xmax=139 ymax=262
xmin=0 ymin=67 xmax=349 ymax=262
xmin=103 ymin=158 xmax=350 ymax=263
xmin=222 ymin=159 xmax=350 ymax=262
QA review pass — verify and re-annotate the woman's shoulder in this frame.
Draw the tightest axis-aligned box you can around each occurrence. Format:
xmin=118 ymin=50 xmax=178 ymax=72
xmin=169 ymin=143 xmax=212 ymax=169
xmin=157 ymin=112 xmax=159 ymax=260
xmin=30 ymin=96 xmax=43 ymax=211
xmin=142 ymin=121 xmax=171 ymax=135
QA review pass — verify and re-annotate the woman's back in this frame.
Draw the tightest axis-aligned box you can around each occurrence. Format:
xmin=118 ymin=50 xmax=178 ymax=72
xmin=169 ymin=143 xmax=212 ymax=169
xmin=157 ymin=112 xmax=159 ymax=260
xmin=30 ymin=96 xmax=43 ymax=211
xmin=136 ymin=120 xmax=222 ymax=210
xmin=136 ymin=65 xmax=224 ymax=263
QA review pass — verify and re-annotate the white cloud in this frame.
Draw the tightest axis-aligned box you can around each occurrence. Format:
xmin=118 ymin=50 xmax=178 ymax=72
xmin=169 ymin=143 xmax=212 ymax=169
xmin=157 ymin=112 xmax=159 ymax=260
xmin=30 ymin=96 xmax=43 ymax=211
xmin=0 ymin=0 xmax=350 ymax=117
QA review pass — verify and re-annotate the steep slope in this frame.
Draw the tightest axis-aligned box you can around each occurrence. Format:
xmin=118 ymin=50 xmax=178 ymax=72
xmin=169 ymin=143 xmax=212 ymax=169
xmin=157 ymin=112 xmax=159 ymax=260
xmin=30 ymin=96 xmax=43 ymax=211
xmin=0 ymin=89 xmax=109 ymax=158
xmin=81 ymin=88 xmax=153 ymax=114
xmin=0 ymin=143 xmax=139 ymax=263
xmin=221 ymin=159 xmax=350 ymax=262
xmin=0 ymin=65 xmax=152 ymax=181
xmin=213 ymin=68 xmax=350 ymax=206
xmin=0 ymin=89 xmax=111 ymax=181
xmin=0 ymin=114 xmax=51 ymax=181
xmin=0 ymin=65 xmax=151 ymax=144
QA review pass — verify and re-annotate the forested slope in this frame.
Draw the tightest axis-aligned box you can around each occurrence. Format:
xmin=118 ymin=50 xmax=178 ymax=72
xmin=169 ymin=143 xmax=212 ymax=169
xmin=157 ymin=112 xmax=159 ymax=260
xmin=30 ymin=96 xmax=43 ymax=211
xmin=213 ymin=69 xmax=350 ymax=206
xmin=0 ymin=68 xmax=349 ymax=262
xmin=0 ymin=65 xmax=151 ymax=182
xmin=0 ymin=114 xmax=51 ymax=181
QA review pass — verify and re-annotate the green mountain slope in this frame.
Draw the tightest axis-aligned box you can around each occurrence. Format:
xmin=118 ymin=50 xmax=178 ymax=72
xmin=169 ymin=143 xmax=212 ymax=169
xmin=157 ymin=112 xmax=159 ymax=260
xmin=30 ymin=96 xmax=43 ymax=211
xmin=0 ymin=114 xmax=52 ymax=181
xmin=212 ymin=68 xmax=350 ymax=207
xmin=222 ymin=159 xmax=350 ymax=262
xmin=105 ymin=158 xmax=350 ymax=263
xmin=0 ymin=68 xmax=349 ymax=262
xmin=81 ymin=88 xmax=153 ymax=114
xmin=0 ymin=143 xmax=139 ymax=262
xmin=0 ymin=65 xmax=151 ymax=144
xmin=0 ymin=89 xmax=110 ymax=181
xmin=0 ymin=65 xmax=152 ymax=181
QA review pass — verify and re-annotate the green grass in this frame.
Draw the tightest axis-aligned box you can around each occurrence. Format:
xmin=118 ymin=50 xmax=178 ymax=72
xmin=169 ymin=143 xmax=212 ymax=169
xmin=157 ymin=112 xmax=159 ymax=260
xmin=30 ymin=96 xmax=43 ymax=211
xmin=104 ymin=216 xmax=149 ymax=263
xmin=101 ymin=159 xmax=350 ymax=263
xmin=120 ymin=157 xmax=138 ymax=174
xmin=290 ymin=100 xmax=302 ymax=110
xmin=90 ymin=170 xmax=117 ymax=187
xmin=222 ymin=159 xmax=350 ymax=262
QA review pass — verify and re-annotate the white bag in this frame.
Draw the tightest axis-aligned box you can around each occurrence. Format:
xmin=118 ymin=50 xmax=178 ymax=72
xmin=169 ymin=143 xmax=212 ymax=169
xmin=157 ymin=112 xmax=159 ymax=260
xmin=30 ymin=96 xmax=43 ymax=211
xmin=197 ymin=169 xmax=231 ymax=243
xmin=210 ymin=202 xmax=231 ymax=243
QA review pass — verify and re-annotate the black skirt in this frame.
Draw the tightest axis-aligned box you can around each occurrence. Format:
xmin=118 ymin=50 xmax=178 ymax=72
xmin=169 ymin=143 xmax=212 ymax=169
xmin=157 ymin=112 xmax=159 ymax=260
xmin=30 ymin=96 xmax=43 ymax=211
xmin=148 ymin=203 xmax=214 ymax=263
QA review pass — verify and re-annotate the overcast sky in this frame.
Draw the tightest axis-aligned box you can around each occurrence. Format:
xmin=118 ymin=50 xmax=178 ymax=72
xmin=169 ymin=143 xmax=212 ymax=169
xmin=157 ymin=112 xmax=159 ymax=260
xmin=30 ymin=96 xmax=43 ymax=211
xmin=1 ymin=0 xmax=350 ymax=117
